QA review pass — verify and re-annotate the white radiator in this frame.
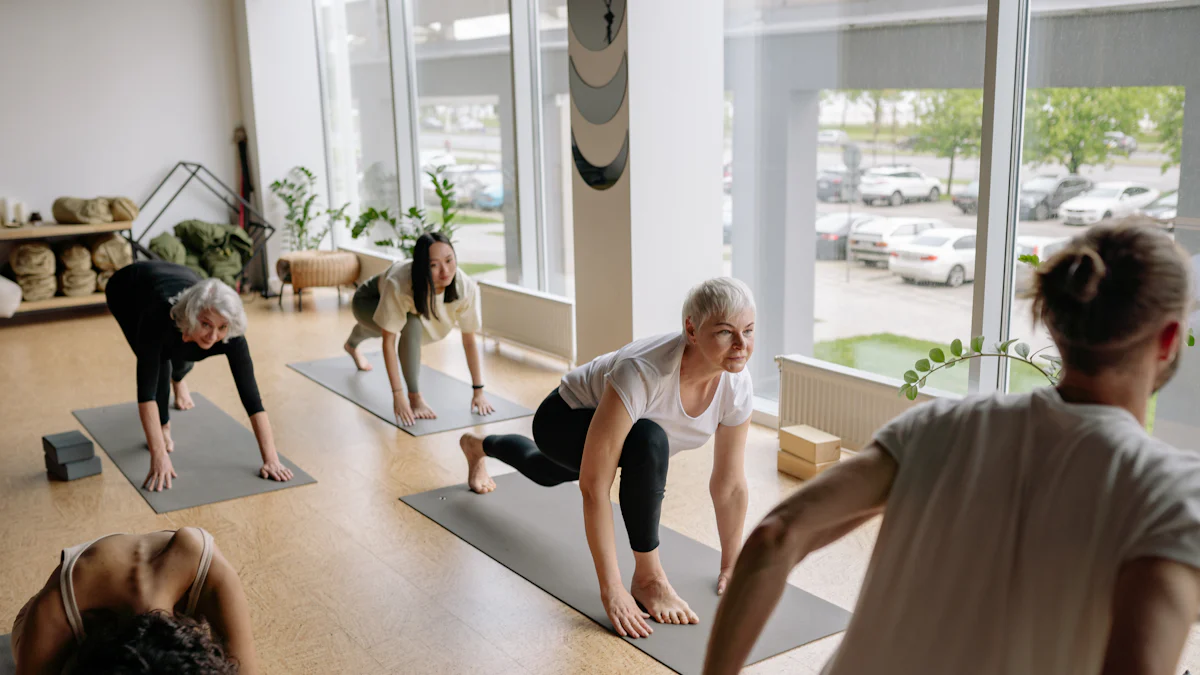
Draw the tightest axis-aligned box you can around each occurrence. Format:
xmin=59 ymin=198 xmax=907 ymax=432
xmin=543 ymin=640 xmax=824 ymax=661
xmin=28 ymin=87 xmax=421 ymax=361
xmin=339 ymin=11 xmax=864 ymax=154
xmin=776 ymin=354 xmax=956 ymax=451
xmin=479 ymin=280 xmax=576 ymax=367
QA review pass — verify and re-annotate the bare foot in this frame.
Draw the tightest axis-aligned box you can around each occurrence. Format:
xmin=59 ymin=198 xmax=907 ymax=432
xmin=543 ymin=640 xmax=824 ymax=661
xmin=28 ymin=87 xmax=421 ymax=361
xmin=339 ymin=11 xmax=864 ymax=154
xmin=409 ymin=392 xmax=437 ymax=420
xmin=631 ymin=575 xmax=699 ymax=626
xmin=459 ymin=433 xmax=496 ymax=494
xmin=344 ymin=343 xmax=373 ymax=371
xmin=172 ymin=380 xmax=195 ymax=411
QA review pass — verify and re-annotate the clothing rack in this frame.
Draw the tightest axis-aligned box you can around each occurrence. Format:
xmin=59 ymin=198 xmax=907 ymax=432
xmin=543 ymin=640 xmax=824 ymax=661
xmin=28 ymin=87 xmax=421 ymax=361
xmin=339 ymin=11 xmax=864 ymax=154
xmin=136 ymin=162 xmax=277 ymax=297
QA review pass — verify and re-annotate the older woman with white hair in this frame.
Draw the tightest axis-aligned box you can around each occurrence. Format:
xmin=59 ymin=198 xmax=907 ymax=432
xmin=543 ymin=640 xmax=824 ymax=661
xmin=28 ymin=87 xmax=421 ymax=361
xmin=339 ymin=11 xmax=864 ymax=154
xmin=459 ymin=277 xmax=756 ymax=639
xmin=105 ymin=261 xmax=293 ymax=492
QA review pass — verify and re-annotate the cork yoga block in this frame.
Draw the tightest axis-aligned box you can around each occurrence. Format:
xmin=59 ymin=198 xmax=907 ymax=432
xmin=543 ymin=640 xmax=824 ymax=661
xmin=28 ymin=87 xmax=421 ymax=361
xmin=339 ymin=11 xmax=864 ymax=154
xmin=777 ymin=451 xmax=839 ymax=481
xmin=779 ymin=424 xmax=841 ymax=464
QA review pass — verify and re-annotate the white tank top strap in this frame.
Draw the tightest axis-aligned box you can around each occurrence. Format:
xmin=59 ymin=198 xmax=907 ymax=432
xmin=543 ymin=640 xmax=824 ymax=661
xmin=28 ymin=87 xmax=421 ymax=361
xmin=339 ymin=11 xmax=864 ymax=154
xmin=58 ymin=535 xmax=111 ymax=644
xmin=184 ymin=528 xmax=215 ymax=616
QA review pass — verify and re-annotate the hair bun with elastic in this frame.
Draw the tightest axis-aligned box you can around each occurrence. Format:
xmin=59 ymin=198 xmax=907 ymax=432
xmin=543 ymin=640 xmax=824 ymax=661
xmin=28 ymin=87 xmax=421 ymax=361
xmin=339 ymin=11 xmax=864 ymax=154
xmin=1063 ymin=247 xmax=1107 ymax=303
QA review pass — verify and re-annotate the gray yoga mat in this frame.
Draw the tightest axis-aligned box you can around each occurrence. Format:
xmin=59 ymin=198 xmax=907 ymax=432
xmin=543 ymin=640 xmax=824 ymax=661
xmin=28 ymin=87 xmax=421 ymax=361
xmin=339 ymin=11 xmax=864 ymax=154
xmin=288 ymin=352 xmax=533 ymax=436
xmin=401 ymin=473 xmax=851 ymax=674
xmin=72 ymin=394 xmax=315 ymax=514
xmin=0 ymin=635 xmax=11 ymax=675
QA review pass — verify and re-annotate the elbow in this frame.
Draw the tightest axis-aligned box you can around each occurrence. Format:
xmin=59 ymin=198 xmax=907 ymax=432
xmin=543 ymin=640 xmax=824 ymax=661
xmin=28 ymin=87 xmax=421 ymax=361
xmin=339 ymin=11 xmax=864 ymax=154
xmin=744 ymin=516 xmax=803 ymax=566
xmin=711 ymin=480 xmax=748 ymax=504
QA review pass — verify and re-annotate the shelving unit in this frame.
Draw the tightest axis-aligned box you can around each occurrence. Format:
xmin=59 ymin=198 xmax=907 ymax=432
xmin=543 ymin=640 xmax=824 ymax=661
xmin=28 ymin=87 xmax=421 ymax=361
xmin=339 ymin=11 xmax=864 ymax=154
xmin=2 ymin=222 xmax=132 ymax=316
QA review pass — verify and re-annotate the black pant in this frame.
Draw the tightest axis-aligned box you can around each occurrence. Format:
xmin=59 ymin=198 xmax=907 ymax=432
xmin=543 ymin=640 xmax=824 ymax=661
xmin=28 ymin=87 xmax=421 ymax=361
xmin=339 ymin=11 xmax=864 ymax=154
xmin=484 ymin=388 xmax=670 ymax=552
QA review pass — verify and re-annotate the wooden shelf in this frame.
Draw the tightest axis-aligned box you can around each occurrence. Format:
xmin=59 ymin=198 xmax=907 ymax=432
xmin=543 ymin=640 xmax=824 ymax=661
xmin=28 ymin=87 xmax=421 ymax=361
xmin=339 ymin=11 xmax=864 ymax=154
xmin=0 ymin=222 xmax=132 ymax=241
xmin=14 ymin=293 xmax=108 ymax=314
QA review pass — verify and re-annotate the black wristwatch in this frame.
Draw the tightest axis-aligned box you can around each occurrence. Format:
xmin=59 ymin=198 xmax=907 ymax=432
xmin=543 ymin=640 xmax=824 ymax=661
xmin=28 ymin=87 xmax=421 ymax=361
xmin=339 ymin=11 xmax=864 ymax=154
xmin=472 ymin=384 xmax=485 ymax=390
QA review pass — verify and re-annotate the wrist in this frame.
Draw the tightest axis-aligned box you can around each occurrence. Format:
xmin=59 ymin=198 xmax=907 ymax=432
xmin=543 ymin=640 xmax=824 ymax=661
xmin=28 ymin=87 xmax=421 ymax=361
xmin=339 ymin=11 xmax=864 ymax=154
xmin=472 ymin=384 xmax=485 ymax=390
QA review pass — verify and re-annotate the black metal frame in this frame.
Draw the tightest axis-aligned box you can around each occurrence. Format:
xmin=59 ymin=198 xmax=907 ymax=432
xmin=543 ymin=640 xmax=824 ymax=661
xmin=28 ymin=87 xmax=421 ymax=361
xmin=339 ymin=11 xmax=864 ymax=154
xmin=137 ymin=162 xmax=277 ymax=297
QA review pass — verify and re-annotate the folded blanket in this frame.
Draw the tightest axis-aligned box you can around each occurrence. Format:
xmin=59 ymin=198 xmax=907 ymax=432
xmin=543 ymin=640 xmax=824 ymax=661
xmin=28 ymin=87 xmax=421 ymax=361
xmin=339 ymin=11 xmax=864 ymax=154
xmin=52 ymin=197 xmax=113 ymax=224
xmin=60 ymin=268 xmax=98 ymax=297
xmin=96 ymin=269 xmax=115 ymax=292
xmin=149 ymin=232 xmax=187 ymax=264
xmin=58 ymin=243 xmax=93 ymax=271
xmin=91 ymin=233 xmax=132 ymax=271
xmin=175 ymin=220 xmax=254 ymax=261
xmin=10 ymin=242 xmax=55 ymax=276
xmin=202 ymin=248 xmax=243 ymax=288
xmin=17 ymin=273 xmax=56 ymax=301
xmin=107 ymin=197 xmax=139 ymax=222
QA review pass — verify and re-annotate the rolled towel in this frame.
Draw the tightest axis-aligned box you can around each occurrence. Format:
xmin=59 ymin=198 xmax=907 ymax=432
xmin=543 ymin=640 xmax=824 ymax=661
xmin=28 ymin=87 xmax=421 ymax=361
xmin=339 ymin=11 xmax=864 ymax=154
xmin=107 ymin=197 xmax=140 ymax=222
xmin=58 ymin=242 xmax=93 ymax=271
xmin=10 ymin=242 xmax=55 ymax=276
xmin=0 ymin=275 xmax=21 ymax=317
xmin=17 ymin=273 xmax=56 ymax=301
xmin=91 ymin=233 xmax=132 ymax=271
xmin=96 ymin=269 xmax=115 ymax=292
xmin=52 ymin=197 xmax=113 ymax=225
xmin=60 ymin=268 xmax=98 ymax=297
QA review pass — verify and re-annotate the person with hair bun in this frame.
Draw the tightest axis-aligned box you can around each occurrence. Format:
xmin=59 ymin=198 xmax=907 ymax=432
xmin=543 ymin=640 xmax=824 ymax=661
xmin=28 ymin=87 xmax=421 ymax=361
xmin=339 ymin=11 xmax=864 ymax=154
xmin=11 ymin=527 xmax=256 ymax=675
xmin=459 ymin=277 xmax=757 ymax=638
xmin=105 ymin=261 xmax=292 ymax=492
xmin=704 ymin=220 xmax=1200 ymax=675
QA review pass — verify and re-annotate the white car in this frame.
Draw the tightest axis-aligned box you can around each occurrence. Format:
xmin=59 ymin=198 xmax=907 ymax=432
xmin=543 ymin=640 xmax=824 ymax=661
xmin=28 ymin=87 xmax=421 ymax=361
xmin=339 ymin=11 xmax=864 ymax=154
xmin=849 ymin=217 xmax=948 ymax=265
xmin=419 ymin=150 xmax=457 ymax=169
xmin=1014 ymin=235 xmax=1069 ymax=293
xmin=859 ymin=166 xmax=945 ymax=207
xmin=818 ymin=129 xmax=850 ymax=146
xmin=889 ymin=228 xmax=977 ymax=287
xmin=1059 ymin=182 xmax=1160 ymax=226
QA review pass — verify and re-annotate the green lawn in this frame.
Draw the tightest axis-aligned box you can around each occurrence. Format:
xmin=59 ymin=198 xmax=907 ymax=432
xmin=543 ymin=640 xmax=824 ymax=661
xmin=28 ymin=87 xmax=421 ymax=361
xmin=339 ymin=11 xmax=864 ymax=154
xmin=430 ymin=211 xmax=502 ymax=225
xmin=460 ymin=262 xmax=503 ymax=276
xmin=814 ymin=332 xmax=1157 ymax=429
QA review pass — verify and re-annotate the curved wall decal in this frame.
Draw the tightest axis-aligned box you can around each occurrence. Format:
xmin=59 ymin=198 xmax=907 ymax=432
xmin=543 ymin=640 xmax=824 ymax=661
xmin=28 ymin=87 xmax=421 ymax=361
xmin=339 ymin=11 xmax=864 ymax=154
xmin=567 ymin=0 xmax=627 ymax=51
xmin=572 ymin=131 xmax=629 ymax=190
xmin=569 ymin=53 xmax=628 ymax=126
xmin=570 ymin=93 xmax=629 ymax=158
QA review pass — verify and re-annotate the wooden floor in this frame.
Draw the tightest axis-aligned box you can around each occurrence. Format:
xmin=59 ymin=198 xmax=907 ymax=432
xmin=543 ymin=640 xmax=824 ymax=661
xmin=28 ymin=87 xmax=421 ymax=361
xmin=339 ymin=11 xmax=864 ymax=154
xmin=1 ymin=288 xmax=1196 ymax=674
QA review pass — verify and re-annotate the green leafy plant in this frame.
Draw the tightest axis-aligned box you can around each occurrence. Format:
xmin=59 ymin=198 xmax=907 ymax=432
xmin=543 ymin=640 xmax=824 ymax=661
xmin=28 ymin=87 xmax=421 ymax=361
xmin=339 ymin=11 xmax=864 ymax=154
xmin=899 ymin=252 xmax=1195 ymax=400
xmin=269 ymin=166 xmax=349 ymax=251
xmin=350 ymin=166 xmax=460 ymax=259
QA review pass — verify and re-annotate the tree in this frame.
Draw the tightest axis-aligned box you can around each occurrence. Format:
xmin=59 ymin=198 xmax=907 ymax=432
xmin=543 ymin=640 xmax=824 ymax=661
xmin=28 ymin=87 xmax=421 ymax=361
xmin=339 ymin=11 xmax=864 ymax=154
xmin=840 ymin=89 xmax=866 ymax=129
xmin=1151 ymin=86 xmax=1185 ymax=174
xmin=911 ymin=89 xmax=983 ymax=197
xmin=862 ymin=90 xmax=902 ymax=162
xmin=1022 ymin=87 xmax=1152 ymax=174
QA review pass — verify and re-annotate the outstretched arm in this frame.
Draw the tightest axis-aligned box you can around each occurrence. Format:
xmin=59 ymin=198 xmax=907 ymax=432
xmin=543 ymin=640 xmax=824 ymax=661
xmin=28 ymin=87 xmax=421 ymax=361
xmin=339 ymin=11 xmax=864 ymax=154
xmin=1100 ymin=556 xmax=1200 ymax=675
xmin=192 ymin=538 xmax=259 ymax=675
xmin=13 ymin=577 xmax=74 ymax=675
xmin=461 ymin=332 xmax=494 ymax=415
xmin=710 ymin=418 xmax=751 ymax=594
xmin=702 ymin=443 xmax=897 ymax=675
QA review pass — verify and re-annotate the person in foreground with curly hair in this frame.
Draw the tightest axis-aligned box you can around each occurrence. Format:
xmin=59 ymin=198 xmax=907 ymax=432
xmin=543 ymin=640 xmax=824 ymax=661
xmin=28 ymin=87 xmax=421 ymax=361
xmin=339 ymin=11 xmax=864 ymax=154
xmin=11 ymin=527 xmax=256 ymax=674
xmin=703 ymin=220 xmax=1200 ymax=675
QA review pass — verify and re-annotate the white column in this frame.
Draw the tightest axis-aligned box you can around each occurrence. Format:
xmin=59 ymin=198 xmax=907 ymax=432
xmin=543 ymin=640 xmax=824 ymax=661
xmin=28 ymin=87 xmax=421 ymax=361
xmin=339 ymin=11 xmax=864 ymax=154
xmin=387 ymin=0 xmax=422 ymax=210
xmin=571 ymin=0 xmax=725 ymax=363
xmin=509 ymin=0 xmax=546 ymax=290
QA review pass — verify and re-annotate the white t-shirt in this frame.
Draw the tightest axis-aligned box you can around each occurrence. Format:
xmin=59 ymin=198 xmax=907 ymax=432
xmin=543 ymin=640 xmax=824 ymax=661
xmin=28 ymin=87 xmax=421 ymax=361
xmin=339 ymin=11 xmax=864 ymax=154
xmin=557 ymin=332 xmax=755 ymax=456
xmin=373 ymin=261 xmax=482 ymax=345
xmin=823 ymin=387 xmax=1200 ymax=675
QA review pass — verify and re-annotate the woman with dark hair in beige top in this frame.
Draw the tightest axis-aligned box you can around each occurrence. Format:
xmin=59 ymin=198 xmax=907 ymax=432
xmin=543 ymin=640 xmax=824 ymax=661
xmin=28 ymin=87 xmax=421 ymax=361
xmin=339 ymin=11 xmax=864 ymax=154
xmin=11 ymin=528 xmax=257 ymax=675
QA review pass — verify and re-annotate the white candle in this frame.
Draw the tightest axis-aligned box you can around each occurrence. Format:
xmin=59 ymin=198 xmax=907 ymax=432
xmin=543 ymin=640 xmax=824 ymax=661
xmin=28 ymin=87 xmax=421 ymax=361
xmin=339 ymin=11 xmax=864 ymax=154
xmin=0 ymin=198 xmax=8 ymax=226
xmin=12 ymin=201 xmax=26 ymax=225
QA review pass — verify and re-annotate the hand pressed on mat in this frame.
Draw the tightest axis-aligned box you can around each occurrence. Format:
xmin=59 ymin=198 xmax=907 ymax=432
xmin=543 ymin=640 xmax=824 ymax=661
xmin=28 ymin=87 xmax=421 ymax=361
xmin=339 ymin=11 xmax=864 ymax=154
xmin=260 ymin=459 xmax=294 ymax=482
xmin=393 ymin=391 xmax=416 ymax=426
xmin=603 ymin=584 xmax=654 ymax=638
xmin=144 ymin=451 xmax=177 ymax=492
xmin=471 ymin=390 xmax=495 ymax=416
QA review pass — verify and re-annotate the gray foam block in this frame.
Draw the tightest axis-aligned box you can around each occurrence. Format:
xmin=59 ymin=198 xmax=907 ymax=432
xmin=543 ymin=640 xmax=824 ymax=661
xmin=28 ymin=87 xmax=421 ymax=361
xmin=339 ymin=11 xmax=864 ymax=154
xmin=0 ymin=634 xmax=12 ymax=675
xmin=401 ymin=472 xmax=851 ymax=674
xmin=72 ymin=393 xmax=316 ymax=514
xmin=288 ymin=352 xmax=534 ymax=436
xmin=43 ymin=430 xmax=94 ymax=464
xmin=45 ymin=455 xmax=102 ymax=481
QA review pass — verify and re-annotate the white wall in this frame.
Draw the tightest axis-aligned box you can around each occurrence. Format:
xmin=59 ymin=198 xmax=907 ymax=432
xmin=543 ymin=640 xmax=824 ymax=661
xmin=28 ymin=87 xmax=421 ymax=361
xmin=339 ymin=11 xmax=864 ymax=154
xmin=0 ymin=0 xmax=243 ymax=242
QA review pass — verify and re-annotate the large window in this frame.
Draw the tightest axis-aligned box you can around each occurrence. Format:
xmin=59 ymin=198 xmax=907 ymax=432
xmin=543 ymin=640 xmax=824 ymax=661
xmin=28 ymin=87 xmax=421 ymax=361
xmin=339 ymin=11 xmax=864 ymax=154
xmin=724 ymin=2 xmax=986 ymax=401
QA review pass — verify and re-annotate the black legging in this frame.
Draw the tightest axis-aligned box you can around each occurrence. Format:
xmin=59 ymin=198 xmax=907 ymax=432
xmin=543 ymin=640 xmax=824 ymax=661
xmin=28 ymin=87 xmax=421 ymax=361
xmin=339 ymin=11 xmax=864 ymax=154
xmin=484 ymin=388 xmax=670 ymax=552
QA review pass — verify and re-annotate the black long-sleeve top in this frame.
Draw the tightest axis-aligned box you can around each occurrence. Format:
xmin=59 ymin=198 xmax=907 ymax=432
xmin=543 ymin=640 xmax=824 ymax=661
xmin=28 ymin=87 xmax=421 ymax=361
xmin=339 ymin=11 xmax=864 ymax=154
xmin=106 ymin=261 xmax=264 ymax=425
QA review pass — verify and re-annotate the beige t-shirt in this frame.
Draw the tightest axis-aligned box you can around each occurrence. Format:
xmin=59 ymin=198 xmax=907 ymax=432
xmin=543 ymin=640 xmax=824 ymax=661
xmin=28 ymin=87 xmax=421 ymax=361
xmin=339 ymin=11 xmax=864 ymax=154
xmin=373 ymin=261 xmax=482 ymax=344
xmin=822 ymin=387 xmax=1200 ymax=675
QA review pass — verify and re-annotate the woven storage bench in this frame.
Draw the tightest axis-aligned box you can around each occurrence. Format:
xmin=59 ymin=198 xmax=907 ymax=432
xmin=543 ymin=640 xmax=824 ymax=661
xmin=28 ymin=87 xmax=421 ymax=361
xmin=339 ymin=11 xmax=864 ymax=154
xmin=276 ymin=250 xmax=361 ymax=310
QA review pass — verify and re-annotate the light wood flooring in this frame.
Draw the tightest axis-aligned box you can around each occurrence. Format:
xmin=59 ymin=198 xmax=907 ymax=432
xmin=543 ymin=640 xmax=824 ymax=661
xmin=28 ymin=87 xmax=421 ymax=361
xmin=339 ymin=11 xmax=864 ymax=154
xmin=1 ymin=288 xmax=1197 ymax=674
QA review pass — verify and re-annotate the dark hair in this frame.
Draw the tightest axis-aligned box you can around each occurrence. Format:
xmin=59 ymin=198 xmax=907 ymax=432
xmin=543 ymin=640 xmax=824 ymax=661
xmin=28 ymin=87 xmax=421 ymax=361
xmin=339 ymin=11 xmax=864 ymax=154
xmin=411 ymin=232 xmax=459 ymax=320
xmin=69 ymin=610 xmax=238 ymax=675
xmin=1033 ymin=217 xmax=1191 ymax=374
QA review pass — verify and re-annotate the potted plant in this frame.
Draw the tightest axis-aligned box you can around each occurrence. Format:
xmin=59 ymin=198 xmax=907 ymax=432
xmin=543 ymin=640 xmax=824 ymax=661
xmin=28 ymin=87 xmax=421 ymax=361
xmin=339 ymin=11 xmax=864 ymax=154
xmin=269 ymin=166 xmax=350 ymax=251
xmin=350 ymin=166 xmax=461 ymax=259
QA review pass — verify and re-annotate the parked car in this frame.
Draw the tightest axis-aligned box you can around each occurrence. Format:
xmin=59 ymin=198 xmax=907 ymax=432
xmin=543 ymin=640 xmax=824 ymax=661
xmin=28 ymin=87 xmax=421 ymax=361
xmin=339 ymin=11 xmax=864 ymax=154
xmin=859 ymin=166 xmax=944 ymax=207
xmin=849 ymin=217 xmax=948 ymax=266
xmin=953 ymin=180 xmax=980 ymax=214
xmin=889 ymin=228 xmax=976 ymax=287
xmin=455 ymin=116 xmax=485 ymax=132
xmin=815 ymin=212 xmax=876 ymax=260
xmin=818 ymin=129 xmax=850 ymax=146
xmin=1104 ymin=131 xmax=1138 ymax=155
xmin=1060 ymin=182 xmax=1161 ymax=226
xmin=1014 ymin=235 xmax=1069 ymax=293
xmin=1140 ymin=190 xmax=1178 ymax=223
xmin=1018 ymin=174 xmax=1093 ymax=221
xmin=817 ymin=166 xmax=863 ymax=203
xmin=471 ymin=170 xmax=505 ymax=210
